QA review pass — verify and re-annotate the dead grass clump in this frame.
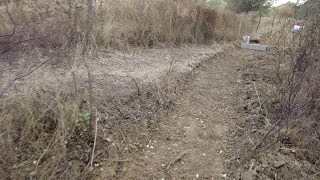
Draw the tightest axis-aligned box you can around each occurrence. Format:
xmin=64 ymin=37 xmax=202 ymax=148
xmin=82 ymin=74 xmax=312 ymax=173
xmin=0 ymin=92 xmax=96 ymax=179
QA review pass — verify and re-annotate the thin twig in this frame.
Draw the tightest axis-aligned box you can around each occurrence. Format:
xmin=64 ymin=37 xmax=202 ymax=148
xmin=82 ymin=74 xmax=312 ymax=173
xmin=127 ymin=75 xmax=141 ymax=96
xmin=253 ymin=82 xmax=271 ymax=126
xmin=168 ymin=54 xmax=175 ymax=74
xmin=166 ymin=150 xmax=189 ymax=170
xmin=90 ymin=108 xmax=99 ymax=168
xmin=255 ymin=117 xmax=285 ymax=151
xmin=0 ymin=50 xmax=64 ymax=96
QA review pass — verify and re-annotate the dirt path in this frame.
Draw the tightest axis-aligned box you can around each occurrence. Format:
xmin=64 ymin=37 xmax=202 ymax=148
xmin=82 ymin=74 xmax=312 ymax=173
xmin=121 ymin=49 xmax=247 ymax=179
xmin=97 ymin=48 xmax=255 ymax=179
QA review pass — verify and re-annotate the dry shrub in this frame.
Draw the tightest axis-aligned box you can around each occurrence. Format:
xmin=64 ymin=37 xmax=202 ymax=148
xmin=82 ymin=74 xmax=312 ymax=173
xmin=254 ymin=15 xmax=320 ymax=178
xmin=0 ymin=0 xmax=74 ymax=50
xmin=215 ymin=10 xmax=252 ymax=41
xmin=1 ymin=0 xmax=251 ymax=52
xmin=0 ymin=92 xmax=93 ymax=179
xmin=275 ymin=16 xmax=320 ymax=163
xmin=277 ymin=4 xmax=295 ymax=19
xmin=95 ymin=0 xmax=252 ymax=48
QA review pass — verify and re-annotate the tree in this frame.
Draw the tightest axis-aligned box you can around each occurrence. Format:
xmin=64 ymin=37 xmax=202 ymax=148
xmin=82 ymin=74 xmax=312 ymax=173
xmin=227 ymin=0 xmax=273 ymax=13
xmin=207 ymin=0 xmax=227 ymax=9
xmin=276 ymin=3 xmax=295 ymax=18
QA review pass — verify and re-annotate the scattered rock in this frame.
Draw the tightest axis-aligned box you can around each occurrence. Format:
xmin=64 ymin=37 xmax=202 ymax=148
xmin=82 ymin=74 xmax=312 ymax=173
xmin=273 ymin=161 xmax=286 ymax=168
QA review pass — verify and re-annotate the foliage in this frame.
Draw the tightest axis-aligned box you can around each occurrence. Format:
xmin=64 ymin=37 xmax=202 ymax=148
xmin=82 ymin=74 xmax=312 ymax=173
xmin=227 ymin=0 xmax=273 ymax=13
xmin=207 ymin=0 xmax=227 ymax=9
xmin=276 ymin=2 xmax=295 ymax=18
xmin=77 ymin=112 xmax=91 ymax=126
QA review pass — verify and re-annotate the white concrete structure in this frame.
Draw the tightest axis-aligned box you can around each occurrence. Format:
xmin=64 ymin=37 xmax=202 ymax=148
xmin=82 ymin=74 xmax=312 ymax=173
xmin=241 ymin=43 xmax=269 ymax=51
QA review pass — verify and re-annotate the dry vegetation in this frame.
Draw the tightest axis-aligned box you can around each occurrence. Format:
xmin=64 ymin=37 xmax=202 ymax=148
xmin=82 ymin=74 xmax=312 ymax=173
xmin=0 ymin=0 xmax=252 ymax=51
xmin=228 ymin=11 xmax=320 ymax=179
xmin=0 ymin=0 xmax=252 ymax=179
xmin=3 ymin=0 xmax=318 ymax=179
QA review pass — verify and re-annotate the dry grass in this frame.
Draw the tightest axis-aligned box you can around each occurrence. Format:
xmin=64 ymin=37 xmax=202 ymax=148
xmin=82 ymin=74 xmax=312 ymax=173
xmin=0 ymin=0 xmax=255 ymax=179
xmin=271 ymin=15 xmax=320 ymax=166
xmin=0 ymin=0 xmax=252 ymax=51
xmin=234 ymin=14 xmax=320 ymax=179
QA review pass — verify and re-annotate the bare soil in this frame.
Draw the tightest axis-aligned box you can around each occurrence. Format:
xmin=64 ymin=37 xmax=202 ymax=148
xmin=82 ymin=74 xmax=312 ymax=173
xmin=2 ymin=44 xmax=290 ymax=179
xmin=0 ymin=45 xmax=222 ymax=98
xmin=96 ymin=47 xmax=263 ymax=179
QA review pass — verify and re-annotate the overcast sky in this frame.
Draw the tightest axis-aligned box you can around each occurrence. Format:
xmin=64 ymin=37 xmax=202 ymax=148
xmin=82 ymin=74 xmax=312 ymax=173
xmin=273 ymin=0 xmax=305 ymax=6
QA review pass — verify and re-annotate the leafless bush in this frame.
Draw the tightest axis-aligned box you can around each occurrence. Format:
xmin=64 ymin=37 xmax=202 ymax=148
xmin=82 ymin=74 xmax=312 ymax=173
xmin=255 ymin=13 xmax=320 ymax=178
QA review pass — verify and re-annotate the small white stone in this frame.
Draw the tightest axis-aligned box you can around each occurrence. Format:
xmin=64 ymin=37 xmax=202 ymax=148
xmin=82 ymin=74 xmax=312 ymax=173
xmin=150 ymin=146 xmax=154 ymax=149
xmin=221 ymin=174 xmax=227 ymax=178
xmin=196 ymin=174 xmax=199 ymax=178
xmin=147 ymin=145 xmax=149 ymax=148
xmin=203 ymin=153 xmax=206 ymax=156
